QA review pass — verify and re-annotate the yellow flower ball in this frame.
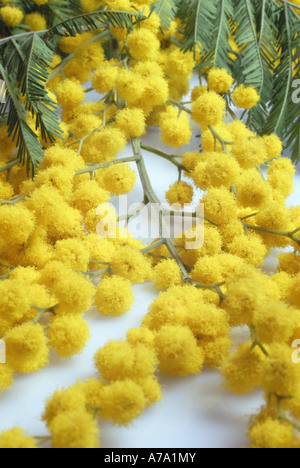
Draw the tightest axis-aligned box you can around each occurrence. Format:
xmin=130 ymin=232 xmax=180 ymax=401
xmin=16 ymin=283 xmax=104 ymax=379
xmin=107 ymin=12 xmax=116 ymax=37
xmin=101 ymin=164 xmax=137 ymax=195
xmin=5 ymin=323 xmax=49 ymax=374
xmin=248 ymin=418 xmax=296 ymax=449
xmin=115 ymin=107 xmax=146 ymax=138
xmin=201 ymin=187 xmax=237 ymax=225
xmin=0 ymin=364 xmax=14 ymax=392
xmin=0 ymin=6 xmax=23 ymax=27
xmin=192 ymin=153 xmax=240 ymax=190
xmin=153 ymin=259 xmax=183 ymax=290
xmin=261 ymin=343 xmax=300 ymax=397
xmin=263 ymin=134 xmax=283 ymax=159
xmin=48 ymin=315 xmax=90 ymax=358
xmin=110 ymin=246 xmax=152 ymax=284
xmin=94 ymin=276 xmax=134 ymax=317
xmin=55 ymin=79 xmax=85 ymax=111
xmin=126 ymin=327 xmax=155 ymax=348
xmin=191 ymin=92 xmax=225 ymax=127
xmin=94 ymin=339 xmax=158 ymax=381
xmin=231 ymin=137 xmax=268 ymax=169
xmin=72 ymin=180 xmax=110 ymax=212
xmin=232 ymin=84 xmax=260 ymax=109
xmin=99 ymin=379 xmax=147 ymax=425
xmin=24 ymin=12 xmax=47 ymax=31
xmin=43 ymin=386 xmax=86 ymax=426
xmin=50 ymin=410 xmax=100 ymax=448
xmin=0 ymin=428 xmax=37 ymax=449
xmin=207 ymin=68 xmax=234 ymax=94
xmin=91 ymin=61 xmax=118 ymax=93
xmin=165 ymin=181 xmax=193 ymax=207
xmin=160 ymin=106 xmax=192 ymax=148
xmin=0 ymin=204 xmax=35 ymax=245
xmin=154 ymin=325 xmax=204 ymax=376
xmin=221 ymin=343 xmax=266 ymax=394
xmin=127 ymin=29 xmax=160 ymax=62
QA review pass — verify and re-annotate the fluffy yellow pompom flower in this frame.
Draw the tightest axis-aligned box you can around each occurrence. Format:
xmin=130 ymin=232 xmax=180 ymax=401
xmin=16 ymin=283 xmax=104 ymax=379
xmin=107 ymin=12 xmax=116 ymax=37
xmin=182 ymin=151 xmax=202 ymax=172
xmin=99 ymin=379 xmax=147 ymax=425
xmin=53 ymin=238 xmax=90 ymax=271
xmin=139 ymin=377 xmax=162 ymax=407
xmin=232 ymin=136 xmax=268 ymax=169
xmin=153 ymin=259 xmax=183 ymax=290
xmin=0 ymin=279 xmax=31 ymax=322
xmin=221 ymin=343 xmax=265 ymax=394
xmin=261 ymin=343 xmax=300 ymax=397
xmin=116 ymin=69 xmax=145 ymax=105
xmin=84 ymin=235 xmax=116 ymax=266
xmin=263 ymin=134 xmax=283 ymax=159
xmin=5 ymin=323 xmax=49 ymax=374
xmin=127 ymin=29 xmax=160 ymax=62
xmin=94 ymin=276 xmax=134 ymax=317
xmin=41 ymin=145 xmax=85 ymax=171
xmin=207 ymin=68 xmax=234 ymax=94
xmin=91 ymin=61 xmax=118 ymax=93
xmin=55 ymin=79 xmax=85 ymax=110
xmin=160 ymin=106 xmax=192 ymax=148
xmin=43 ymin=386 xmax=86 ymax=426
xmin=0 ymin=428 xmax=37 ymax=449
xmin=0 ymin=6 xmax=23 ymax=27
xmin=75 ymin=42 xmax=104 ymax=72
xmin=0 ymin=364 xmax=14 ymax=392
xmin=69 ymin=114 xmax=101 ymax=138
xmin=115 ymin=107 xmax=146 ymax=138
xmin=225 ymin=277 xmax=266 ymax=327
xmin=236 ymin=169 xmax=272 ymax=208
xmin=289 ymin=273 xmax=300 ymax=307
xmin=253 ymin=298 xmax=294 ymax=344
xmin=0 ymin=179 xmax=14 ymax=200
xmin=165 ymin=181 xmax=193 ymax=207
xmin=248 ymin=418 xmax=296 ymax=449
xmin=48 ymin=316 xmax=90 ymax=358
xmin=191 ymin=92 xmax=225 ymax=127
xmin=201 ymin=187 xmax=237 ymax=225
xmin=24 ymin=12 xmax=47 ymax=31
xmin=41 ymin=262 xmax=95 ymax=315
xmin=226 ymin=234 xmax=267 ymax=267
xmin=82 ymin=128 xmax=126 ymax=164
xmin=101 ymin=164 xmax=137 ymax=195
xmin=0 ymin=205 xmax=35 ymax=245
xmin=232 ymin=84 xmax=260 ymax=109
xmin=72 ymin=180 xmax=110 ymax=212
xmin=126 ymin=327 xmax=155 ymax=348
xmin=191 ymin=85 xmax=208 ymax=101
xmin=255 ymin=200 xmax=293 ymax=248
xmin=155 ymin=325 xmax=204 ymax=376
xmin=192 ymin=153 xmax=240 ymax=190
xmin=50 ymin=410 xmax=100 ymax=449
xmin=267 ymin=157 xmax=295 ymax=199
xmin=94 ymin=340 xmax=158 ymax=381
xmin=110 ymin=246 xmax=152 ymax=284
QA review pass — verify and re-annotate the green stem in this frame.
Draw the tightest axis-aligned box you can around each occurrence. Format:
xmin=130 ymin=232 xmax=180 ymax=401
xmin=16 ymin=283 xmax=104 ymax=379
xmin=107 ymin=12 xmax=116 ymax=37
xmin=249 ymin=325 xmax=269 ymax=357
xmin=168 ymin=98 xmax=192 ymax=115
xmin=0 ymin=195 xmax=26 ymax=206
xmin=31 ymin=305 xmax=58 ymax=324
xmin=245 ymin=224 xmax=300 ymax=247
xmin=0 ymin=159 xmax=19 ymax=173
xmin=140 ymin=143 xmax=189 ymax=172
xmin=76 ymin=156 xmax=139 ymax=176
xmin=208 ymin=126 xmax=231 ymax=153
xmin=140 ymin=239 xmax=166 ymax=255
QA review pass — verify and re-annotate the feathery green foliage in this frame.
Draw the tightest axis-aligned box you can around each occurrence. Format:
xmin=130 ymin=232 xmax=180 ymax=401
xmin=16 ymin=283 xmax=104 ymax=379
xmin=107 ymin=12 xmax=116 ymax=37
xmin=176 ymin=0 xmax=300 ymax=162
xmin=0 ymin=3 xmax=144 ymax=173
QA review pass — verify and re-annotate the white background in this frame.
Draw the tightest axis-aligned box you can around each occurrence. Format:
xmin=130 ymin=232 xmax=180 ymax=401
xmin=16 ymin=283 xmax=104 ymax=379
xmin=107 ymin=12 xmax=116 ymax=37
xmin=0 ymin=78 xmax=299 ymax=448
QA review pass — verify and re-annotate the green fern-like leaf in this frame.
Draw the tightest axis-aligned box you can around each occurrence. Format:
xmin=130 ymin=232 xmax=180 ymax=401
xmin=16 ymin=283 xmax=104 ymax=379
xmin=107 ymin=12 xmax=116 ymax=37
xmin=151 ymin=0 xmax=178 ymax=30
xmin=0 ymin=62 xmax=44 ymax=174
xmin=179 ymin=0 xmax=217 ymax=56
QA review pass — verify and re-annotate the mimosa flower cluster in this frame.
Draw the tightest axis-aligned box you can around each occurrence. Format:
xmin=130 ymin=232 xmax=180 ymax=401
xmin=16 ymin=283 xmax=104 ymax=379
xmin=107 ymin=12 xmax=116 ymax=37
xmin=0 ymin=0 xmax=300 ymax=449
